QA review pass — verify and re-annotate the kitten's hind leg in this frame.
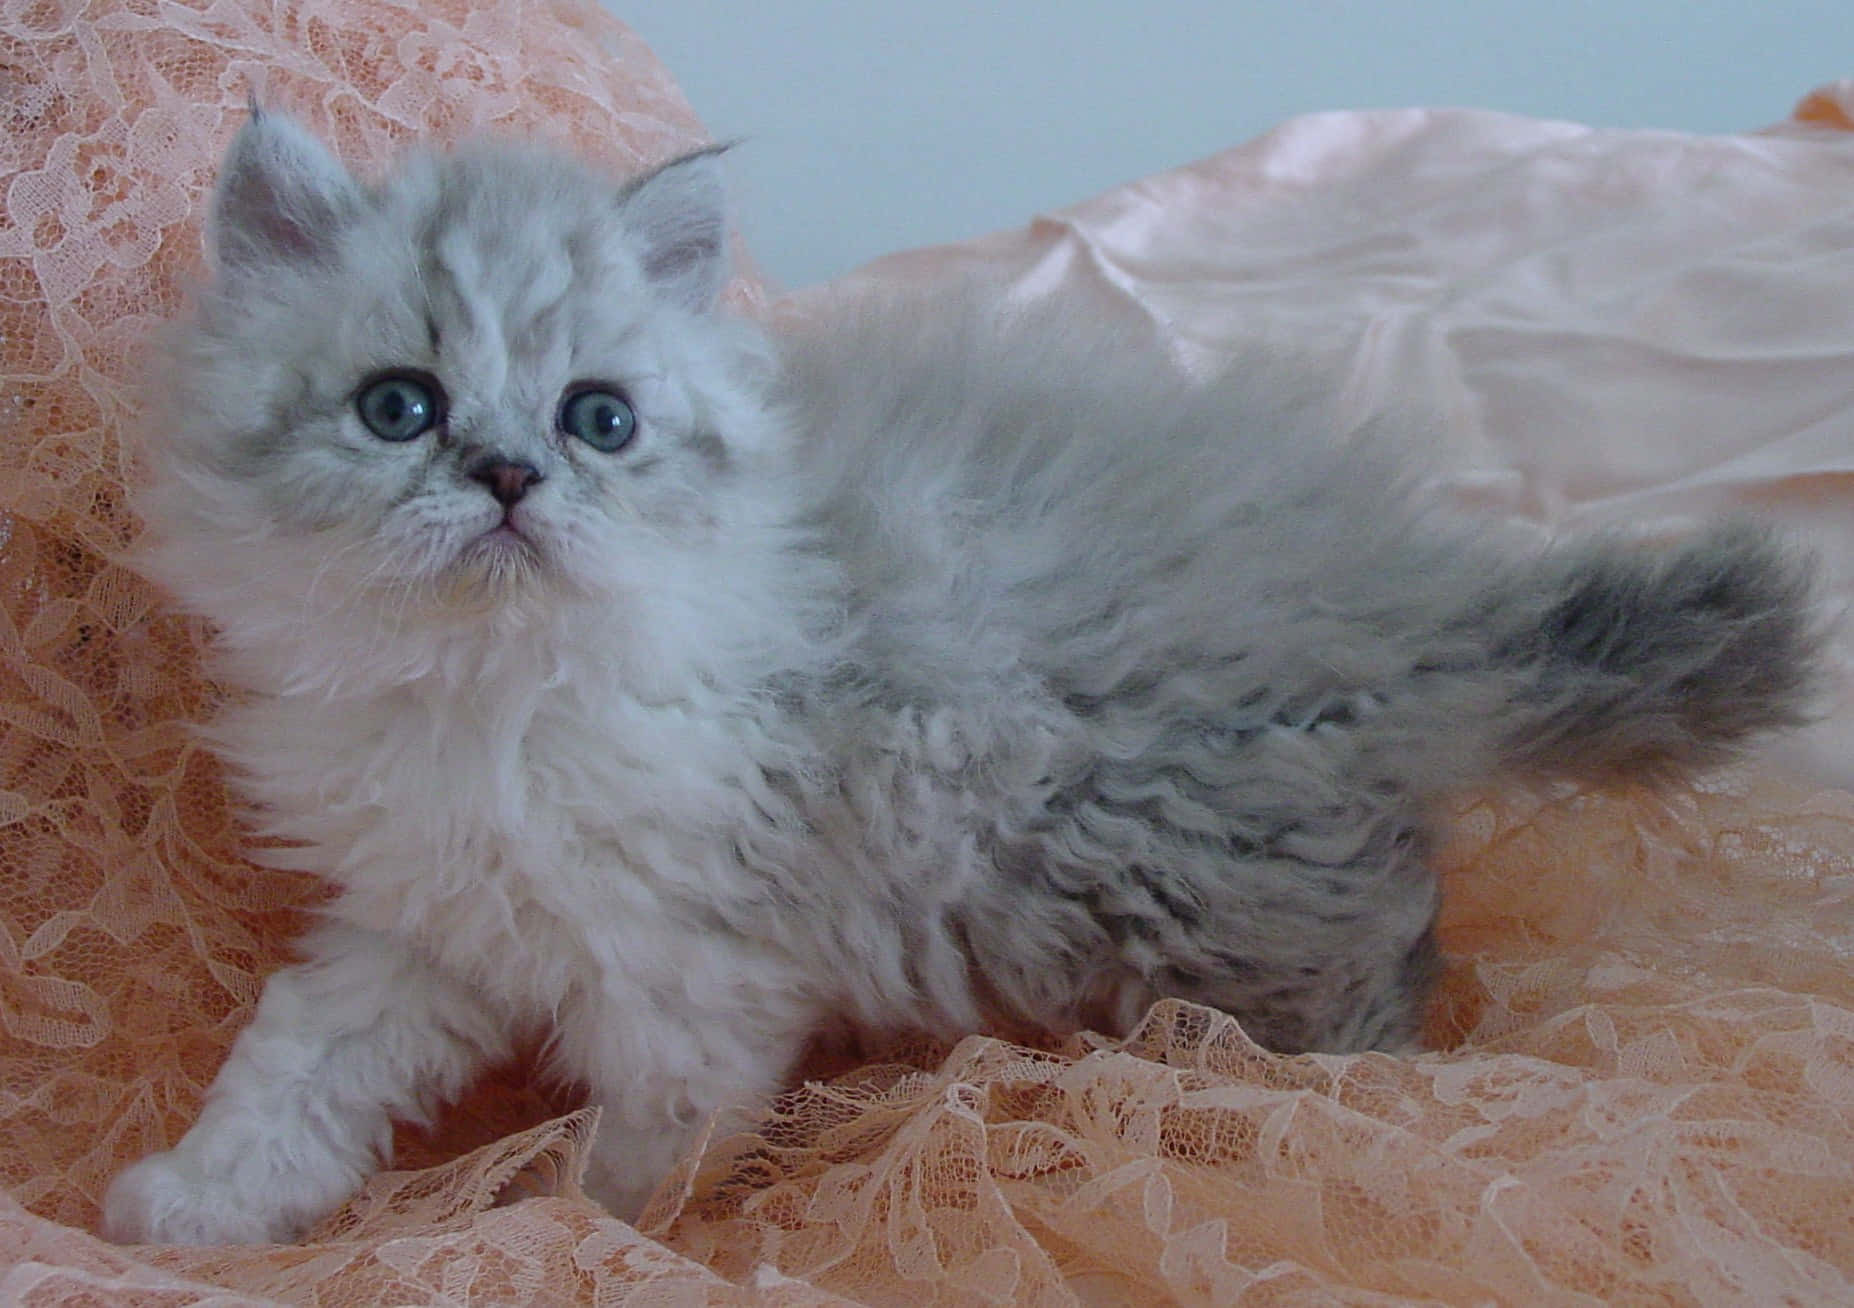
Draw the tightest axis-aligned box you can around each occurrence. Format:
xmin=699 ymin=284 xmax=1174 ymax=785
xmin=977 ymin=785 xmax=1447 ymax=1056
xmin=1164 ymin=824 xmax=1447 ymax=1055
xmin=103 ymin=923 xmax=508 ymax=1245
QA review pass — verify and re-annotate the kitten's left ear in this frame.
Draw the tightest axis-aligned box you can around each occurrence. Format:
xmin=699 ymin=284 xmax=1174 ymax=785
xmin=212 ymin=107 xmax=363 ymax=275
xmin=619 ymin=146 xmax=731 ymax=314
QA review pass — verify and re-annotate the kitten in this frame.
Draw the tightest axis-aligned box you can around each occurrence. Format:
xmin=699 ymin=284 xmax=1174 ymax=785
xmin=104 ymin=110 xmax=1820 ymax=1245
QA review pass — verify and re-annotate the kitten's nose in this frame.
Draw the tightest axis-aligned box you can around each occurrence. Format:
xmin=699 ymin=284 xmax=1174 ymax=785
xmin=468 ymin=455 xmax=543 ymax=508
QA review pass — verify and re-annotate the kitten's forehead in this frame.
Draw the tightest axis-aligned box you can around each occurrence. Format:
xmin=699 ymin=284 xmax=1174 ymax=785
xmin=382 ymin=148 xmax=653 ymax=383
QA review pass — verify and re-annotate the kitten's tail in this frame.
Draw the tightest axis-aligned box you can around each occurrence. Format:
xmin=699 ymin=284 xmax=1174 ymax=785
xmin=1471 ymin=522 xmax=1824 ymax=783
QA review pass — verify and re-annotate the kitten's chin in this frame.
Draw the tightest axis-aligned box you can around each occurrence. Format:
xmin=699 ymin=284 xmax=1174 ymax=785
xmin=432 ymin=530 xmax=554 ymax=613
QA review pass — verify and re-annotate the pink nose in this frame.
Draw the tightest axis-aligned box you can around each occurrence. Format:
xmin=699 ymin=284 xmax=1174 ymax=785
xmin=469 ymin=457 xmax=542 ymax=508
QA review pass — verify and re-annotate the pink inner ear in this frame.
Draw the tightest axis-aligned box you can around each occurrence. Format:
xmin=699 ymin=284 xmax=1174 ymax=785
xmin=640 ymin=228 xmax=723 ymax=298
xmin=214 ymin=115 xmax=359 ymax=268
xmin=222 ymin=167 xmax=334 ymax=262
xmin=622 ymin=150 xmax=730 ymax=313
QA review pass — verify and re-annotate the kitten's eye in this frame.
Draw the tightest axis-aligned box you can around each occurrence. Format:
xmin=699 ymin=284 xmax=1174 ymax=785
xmin=356 ymin=374 xmax=442 ymax=442
xmin=558 ymin=386 xmax=636 ymax=453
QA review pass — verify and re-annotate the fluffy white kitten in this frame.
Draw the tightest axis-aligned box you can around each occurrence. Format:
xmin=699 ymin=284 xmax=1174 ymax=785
xmin=104 ymin=111 xmax=1818 ymax=1244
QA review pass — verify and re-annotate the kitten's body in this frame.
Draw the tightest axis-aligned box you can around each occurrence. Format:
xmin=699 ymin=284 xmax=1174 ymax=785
xmin=105 ymin=114 xmax=1819 ymax=1244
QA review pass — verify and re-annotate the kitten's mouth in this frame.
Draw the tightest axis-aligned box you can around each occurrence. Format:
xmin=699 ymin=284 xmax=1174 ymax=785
xmin=462 ymin=519 xmax=544 ymax=564
xmin=441 ymin=517 xmax=550 ymax=602
xmin=477 ymin=521 xmax=532 ymax=548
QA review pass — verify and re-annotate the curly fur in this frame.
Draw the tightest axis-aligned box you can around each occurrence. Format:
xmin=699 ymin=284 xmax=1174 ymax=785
xmin=104 ymin=111 xmax=1822 ymax=1245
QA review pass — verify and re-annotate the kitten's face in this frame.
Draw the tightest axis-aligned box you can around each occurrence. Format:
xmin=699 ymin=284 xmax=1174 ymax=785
xmin=161 ymin=113 xmax=773 ymax=621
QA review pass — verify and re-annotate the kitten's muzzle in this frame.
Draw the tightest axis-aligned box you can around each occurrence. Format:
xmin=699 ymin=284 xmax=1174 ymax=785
xmin=468 ymin=455 xmax=544 ymax=508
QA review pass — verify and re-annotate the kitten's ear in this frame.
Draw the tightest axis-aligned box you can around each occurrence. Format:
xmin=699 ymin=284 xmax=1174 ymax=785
xmin=619 ymin=147 xmax=730 ymax=314
xmin=212 ymin=108 xmax=361 ymax=274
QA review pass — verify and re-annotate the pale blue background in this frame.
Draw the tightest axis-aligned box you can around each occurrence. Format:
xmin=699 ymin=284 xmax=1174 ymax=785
xmin=610 ymin=3 xmax=1846 ymax=289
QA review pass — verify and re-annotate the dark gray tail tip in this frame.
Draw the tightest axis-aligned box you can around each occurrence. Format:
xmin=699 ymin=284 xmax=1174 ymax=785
xmin=1652 ymin=519 xmax=1833 ymax=735
xmin=1513 ymin=519 xmax=1836 ymax=784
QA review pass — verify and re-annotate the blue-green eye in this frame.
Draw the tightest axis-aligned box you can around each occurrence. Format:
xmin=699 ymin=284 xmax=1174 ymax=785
xmin=558 ymin=386 xmax=636 ymax=453
xmin=356 ymin=373 xmax=441 ymax=442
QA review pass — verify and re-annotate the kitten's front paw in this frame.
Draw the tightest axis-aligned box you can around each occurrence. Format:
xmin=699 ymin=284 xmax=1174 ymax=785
xmin=103 ymin=1150 xmax=313 ymax=1246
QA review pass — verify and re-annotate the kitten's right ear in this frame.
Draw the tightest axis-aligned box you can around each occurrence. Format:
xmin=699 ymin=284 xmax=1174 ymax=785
xmin=211 ymin=108 xmax=361 ymax=274
xmin=618 ymin=146 xmax=731 ymax=314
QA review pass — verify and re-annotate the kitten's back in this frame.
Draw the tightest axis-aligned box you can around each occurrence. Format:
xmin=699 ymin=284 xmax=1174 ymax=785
xmin=778 ymin=288 xmax=1820 ymax=796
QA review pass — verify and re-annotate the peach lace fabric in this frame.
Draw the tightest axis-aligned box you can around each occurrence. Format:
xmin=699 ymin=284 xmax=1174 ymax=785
xmin=5 ymin=1 xmax=1854 ymax=1298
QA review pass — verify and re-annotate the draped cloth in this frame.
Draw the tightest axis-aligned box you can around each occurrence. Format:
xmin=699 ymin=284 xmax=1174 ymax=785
xmin=4 ymin=4 xmax=1852 ymax=1300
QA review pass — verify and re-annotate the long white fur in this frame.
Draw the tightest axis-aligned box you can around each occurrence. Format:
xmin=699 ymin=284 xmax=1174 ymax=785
xmin=107 ymin=115 xmax=850 ymax=1240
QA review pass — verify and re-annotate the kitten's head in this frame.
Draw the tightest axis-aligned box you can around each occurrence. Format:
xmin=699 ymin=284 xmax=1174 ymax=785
xmin=141 ymin=110 xmax=796 ymax=681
